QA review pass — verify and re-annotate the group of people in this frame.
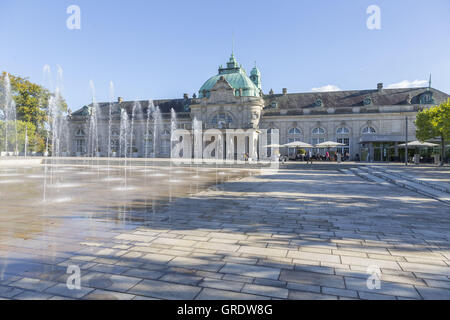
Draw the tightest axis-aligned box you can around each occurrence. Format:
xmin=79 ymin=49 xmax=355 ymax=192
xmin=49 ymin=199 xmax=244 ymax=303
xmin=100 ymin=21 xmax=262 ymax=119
xmin=292 ymin=151 xmax=351 ymax=163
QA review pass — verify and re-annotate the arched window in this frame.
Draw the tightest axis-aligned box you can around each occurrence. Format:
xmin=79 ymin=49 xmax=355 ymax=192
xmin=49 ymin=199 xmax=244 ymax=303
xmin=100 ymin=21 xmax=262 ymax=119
xmin=362 ymin=126 xmax=376 ymax=134
xmin=211 ymin=113 xmax=233 ymax=128
xmin=336 ymin=127 xmax=350 ymax=134
xmin=76 ymin=128 xmax=85 ymax=136
xmin=162 ymin=129 xmax=171 ymax=136
xmin=288 ymin=128 xmax=301 ymax=135
xmin=312 ymin=127 xmax=325 ymax=134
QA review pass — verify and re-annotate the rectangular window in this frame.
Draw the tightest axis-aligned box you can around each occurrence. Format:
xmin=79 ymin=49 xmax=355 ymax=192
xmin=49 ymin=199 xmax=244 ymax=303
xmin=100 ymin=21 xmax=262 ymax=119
xmin=312 ymin=138 xmax=325 ymax=155
xmin=75 ymin=139 xmax=85 ymax=153
xmin=337 ymin=138 xmax=350 ymax=155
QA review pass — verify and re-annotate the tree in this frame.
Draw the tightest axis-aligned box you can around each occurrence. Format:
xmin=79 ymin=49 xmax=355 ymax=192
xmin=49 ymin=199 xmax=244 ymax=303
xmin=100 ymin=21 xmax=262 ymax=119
xmin=415 ymin=99 xmax=450 ymax=166
xmin=1 ymin=71 xmax=68 ymax=153
xmin=0 ymin=120 xmax=39 ymax=154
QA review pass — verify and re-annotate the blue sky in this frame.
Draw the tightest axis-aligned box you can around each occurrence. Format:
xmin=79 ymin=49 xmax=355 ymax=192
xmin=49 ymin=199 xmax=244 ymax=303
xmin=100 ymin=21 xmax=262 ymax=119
xmin=1 ymin=0 xmax=449 ymax=110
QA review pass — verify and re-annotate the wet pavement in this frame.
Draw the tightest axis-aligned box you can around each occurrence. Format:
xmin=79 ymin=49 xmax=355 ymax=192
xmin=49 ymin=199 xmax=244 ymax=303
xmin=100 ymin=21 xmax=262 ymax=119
xmin=0 ymin=163 xmax=449 ymax=300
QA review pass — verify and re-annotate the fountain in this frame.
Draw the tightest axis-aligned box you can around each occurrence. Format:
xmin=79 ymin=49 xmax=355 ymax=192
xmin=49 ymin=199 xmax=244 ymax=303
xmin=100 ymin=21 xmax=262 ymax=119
xmin=108 ymin=82 xmax=115 ymax=158
xmin=88 ymin=80 xmax=99 ymax=158
xmin=145 ymin=100 xmax=155 ymax=159
xmin=1 ymin=73 xmax=18 ymax=156
xmin=153 ymin=106 xmax=162 ymax=158
xmin=119 ymin=106 xmax=129 ymax=158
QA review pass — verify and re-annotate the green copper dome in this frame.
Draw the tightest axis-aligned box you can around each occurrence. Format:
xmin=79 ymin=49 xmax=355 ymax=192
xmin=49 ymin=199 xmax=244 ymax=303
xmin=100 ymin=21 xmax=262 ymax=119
xmin=199 ymin=54 xmax=261 ymax=98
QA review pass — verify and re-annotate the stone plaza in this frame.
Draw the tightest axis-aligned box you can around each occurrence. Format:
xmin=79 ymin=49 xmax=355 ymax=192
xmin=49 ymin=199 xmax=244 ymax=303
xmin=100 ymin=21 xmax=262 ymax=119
xmin=0 ymin=161 xmax=449 ymax=300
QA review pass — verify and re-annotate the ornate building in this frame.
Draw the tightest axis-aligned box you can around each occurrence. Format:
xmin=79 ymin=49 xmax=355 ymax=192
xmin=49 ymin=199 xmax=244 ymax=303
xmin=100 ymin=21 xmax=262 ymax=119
xmin=68 ymin=54 xmax=450 ymax=161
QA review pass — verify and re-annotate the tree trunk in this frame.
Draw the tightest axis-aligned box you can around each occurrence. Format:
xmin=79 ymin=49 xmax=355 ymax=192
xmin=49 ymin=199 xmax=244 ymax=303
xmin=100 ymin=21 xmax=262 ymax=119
xmin=440 ymin=135 xmax=445 ymax=167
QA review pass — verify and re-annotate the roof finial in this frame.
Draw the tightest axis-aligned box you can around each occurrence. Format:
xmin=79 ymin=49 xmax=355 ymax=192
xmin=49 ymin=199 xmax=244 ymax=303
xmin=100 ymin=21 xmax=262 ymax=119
xmin=428 ymin=74 xmax=432 ymax=91
xmin=232 ymin=31 xmax=235 ymax=56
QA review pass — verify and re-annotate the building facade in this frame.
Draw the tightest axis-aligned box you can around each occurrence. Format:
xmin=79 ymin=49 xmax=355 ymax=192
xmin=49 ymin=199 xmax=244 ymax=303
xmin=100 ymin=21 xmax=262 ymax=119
xmin=68 ymin=54 xmax=450 ymax=162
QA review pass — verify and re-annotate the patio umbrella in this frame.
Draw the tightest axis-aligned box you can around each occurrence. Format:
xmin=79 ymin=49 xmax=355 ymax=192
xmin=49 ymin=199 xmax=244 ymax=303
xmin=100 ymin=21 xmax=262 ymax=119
xmin=396 ymin=141 xmax=439 ymax=147
xmin=283 ymin=141 xmax=313 ymax=148
xmin=314 ymin=141 xmax=346 ymax=148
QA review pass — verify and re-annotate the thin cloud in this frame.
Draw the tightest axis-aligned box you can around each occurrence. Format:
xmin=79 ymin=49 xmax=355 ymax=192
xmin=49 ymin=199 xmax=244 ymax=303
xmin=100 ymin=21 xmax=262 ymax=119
xmin=387 ymin=80 xmax=428 ymax=89
xmin=311 ymin=85 xmax=341 ymax=92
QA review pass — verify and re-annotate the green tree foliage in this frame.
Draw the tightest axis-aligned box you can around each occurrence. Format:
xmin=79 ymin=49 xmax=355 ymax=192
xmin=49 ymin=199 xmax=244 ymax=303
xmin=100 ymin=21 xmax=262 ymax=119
xmin=415 ymin=98 xmax=450 ymax=166
xmin=1 ymin=71 xmax=67 ymax=153
xmin=0 ymin=120 xmax=40 ymax=154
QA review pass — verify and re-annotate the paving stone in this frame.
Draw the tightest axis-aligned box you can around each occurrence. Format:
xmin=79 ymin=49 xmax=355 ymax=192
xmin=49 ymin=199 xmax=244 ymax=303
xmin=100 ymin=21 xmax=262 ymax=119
xmin=253 ymin=278 xmax=287 ymax=288
xmin=0 ymin=285 xmax=23 ymax=298
xmin=242 ymin=284 xmax=288 ymax=299
xmin=45 ymin=283 xmax=94 ymax=299
xmin=344 ymin=276 xmax=420 ymax=299
xmin=0 ymin=273 xmax=21 ymax=285
xmin=238 ymin=246 xmax=287 ymax=258
xmin=115 ymin=234 xmax=155 ymax=242
xmin=9 ymin=277 xmax=56 ymax=292
xmin=195 ymin=241 xmax=240 ymax=252
xmin=322 ymin=286 xmax=358 ymax=298
xmin=220 ymin=263 xmax=280 ymax=280
xmin=89 ymin=264 xmax=129 ymax=275
xmin=223 ymin=256 xmax=258 ymax=265
xmin=142 ymin=253 xmax=175 ymax=264
xmin=199 ymin=278 xmax=244 ymax=292
xmin=152 ymin=238 xmax=196 ymax=247
xmin=207 ymin=232 xmax=248 ymax=241
xmin=128 ymin=279 xmax=201 ymax=300
xmin=416 ymin=286 xmax=450 ymax=300
xmin=286 ymin=282 xmax=321 ymax=293
xmin=287 ymin=251 xmax=341 ymax=264
xmin=424 ymin=279 xmax=450 ymax=289
xmin=169 ymin=257 xmax=224 ymax=272
xmin=399 ymin=262 xmax=450 ymax=276
xmin=340 ymin=256 xmax=400 ymax=270
xmin=160 ymin=273 xmax=203 ymax=286
xmin=280 ymin=270 xmax=345 ymax=289
xmin=222 ymin=274 xmax=253 ymax=283
xmin=358 ymin=291 xmax=396 ymax=300
xmin=84 ymin=289 xmax=136 ymax=300
xmin=195 ymin=288 xmax=269 ymax=300
xmin=121 ymin=268 xmax=164 ymax=280
xmin=83 ymin=272 xmax=142 ymax=292
xmin=288 ymin=290 xmax=337 ymax=300
xmin=13 ymin=290 xmax=53 ymax=300
xmin=293 ymin=264 xmax=335 ymax=275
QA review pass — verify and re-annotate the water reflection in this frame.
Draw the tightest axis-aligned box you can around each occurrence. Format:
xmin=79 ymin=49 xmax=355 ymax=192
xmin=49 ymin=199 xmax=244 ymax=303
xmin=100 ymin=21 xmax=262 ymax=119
xmin=0 ymin=164 xmax=253 ymax=244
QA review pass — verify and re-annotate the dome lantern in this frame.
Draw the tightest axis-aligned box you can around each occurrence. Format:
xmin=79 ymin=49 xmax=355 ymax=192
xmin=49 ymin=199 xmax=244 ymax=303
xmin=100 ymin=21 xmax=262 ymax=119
xmin=198 ymin=54 xmax=262 ymax=98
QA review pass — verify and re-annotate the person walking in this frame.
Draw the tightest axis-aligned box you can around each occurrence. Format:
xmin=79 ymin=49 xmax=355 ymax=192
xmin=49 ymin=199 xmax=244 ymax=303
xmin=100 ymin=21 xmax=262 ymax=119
xmin=308 ymin=149 xmax=313 ymax=164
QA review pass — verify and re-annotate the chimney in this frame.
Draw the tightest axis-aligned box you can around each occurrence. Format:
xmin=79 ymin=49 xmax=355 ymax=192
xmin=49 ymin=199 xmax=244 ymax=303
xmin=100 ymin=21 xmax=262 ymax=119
xmin=377 ymin=83 xmax=383 ymax=92
xmin=282 ymin=88 xmax=287 ymax=95
xmin=183 ymin=93 xmax=189 ymax=100
xmin=118 ymin=97 xmax=124 ymax=103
